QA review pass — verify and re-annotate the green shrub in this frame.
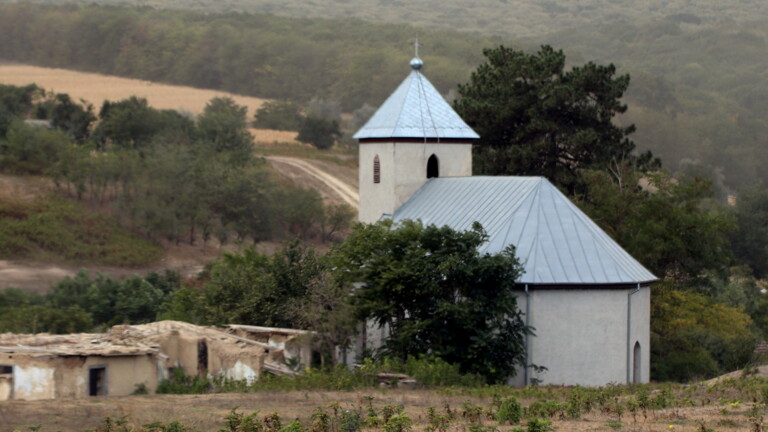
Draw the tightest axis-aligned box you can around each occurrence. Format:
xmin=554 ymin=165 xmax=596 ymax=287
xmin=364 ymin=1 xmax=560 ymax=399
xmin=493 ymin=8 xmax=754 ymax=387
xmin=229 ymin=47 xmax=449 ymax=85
xmin=142 ymin=421 xmax=189 ymax=432
xmin=401 ymin=356 xmax=485 ymax=387
xmin=281 ymin=420 xmax=305 ymax=432
xmin=382 ymin=414 xmax=412 ymax=432
xmin=156 ymin=367 xmax=211 ymax=394
xmin=337 ymin=408 xmax=362 ymax=432
xmin=495 ymin=396 xmax=522 ymax=424
xmin=525 ymin=418 xmax=553 ymax=432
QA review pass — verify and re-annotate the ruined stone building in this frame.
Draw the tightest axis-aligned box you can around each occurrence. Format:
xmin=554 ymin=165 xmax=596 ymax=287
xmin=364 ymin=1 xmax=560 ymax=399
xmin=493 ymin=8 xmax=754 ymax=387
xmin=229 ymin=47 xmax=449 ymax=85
xmin=352 ymin=57 xmax=658 ymax=386
xmin=0 ymin=321 xmax=310 ymax=400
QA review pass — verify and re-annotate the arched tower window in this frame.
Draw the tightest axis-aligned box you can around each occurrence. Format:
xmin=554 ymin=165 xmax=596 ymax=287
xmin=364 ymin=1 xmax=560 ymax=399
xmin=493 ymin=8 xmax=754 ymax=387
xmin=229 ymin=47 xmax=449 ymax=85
xmin=427 ymin=154 xmax=439 ymax=178
xmin=373 ymin=155 xmax=381 ymax=184
xmin=633 ymin=342 xmax=641 ymax=383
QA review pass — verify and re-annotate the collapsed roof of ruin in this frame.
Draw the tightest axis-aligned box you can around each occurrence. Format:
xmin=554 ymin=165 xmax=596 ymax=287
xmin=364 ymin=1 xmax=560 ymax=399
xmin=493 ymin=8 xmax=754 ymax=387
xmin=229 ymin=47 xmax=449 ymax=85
xmin=0 ymin=321 xmax=308 ymax=375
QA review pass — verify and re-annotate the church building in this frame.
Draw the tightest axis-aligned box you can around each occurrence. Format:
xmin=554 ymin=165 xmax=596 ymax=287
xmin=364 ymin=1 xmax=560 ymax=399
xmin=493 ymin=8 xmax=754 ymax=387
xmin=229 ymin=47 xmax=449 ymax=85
xmin=353 ymin=56 xmax=657 ymax=386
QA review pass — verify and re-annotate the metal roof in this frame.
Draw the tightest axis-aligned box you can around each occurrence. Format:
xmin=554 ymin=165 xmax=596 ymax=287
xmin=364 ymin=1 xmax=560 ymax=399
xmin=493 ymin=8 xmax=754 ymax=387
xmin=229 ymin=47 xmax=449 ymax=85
xmin=391 ymin=176 xmax=658 ymax=286
xmin=353 ymin=59 xmax=480 ymax=140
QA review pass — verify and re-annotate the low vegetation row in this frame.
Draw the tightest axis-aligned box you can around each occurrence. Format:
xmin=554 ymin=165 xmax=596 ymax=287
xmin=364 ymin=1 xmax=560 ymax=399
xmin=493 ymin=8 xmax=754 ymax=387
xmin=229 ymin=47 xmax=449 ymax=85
xmin=16 ymin=375 xmax=768 ymax=432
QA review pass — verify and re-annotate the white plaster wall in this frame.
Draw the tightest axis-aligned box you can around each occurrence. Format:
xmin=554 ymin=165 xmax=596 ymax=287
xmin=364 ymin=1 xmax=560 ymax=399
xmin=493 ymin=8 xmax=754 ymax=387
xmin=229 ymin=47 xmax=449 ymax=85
xmin=523 ymin=288 xmax=650 ymax=387
xmin=630 ymin=287 xmax=651 ymax=383
xmin=220 ymin=360 xmax=258 ymax=383
xmin=359 ymin=142 xmax=472 ymax=223
xmin=14 ymin=365 xmax=55 ymax=400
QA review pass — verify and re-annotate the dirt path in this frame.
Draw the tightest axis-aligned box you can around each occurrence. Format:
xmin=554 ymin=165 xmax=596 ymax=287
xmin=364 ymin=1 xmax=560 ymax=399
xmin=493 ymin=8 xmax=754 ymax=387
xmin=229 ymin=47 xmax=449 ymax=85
xmin=266 ymin=156 xmax=359 ymax=208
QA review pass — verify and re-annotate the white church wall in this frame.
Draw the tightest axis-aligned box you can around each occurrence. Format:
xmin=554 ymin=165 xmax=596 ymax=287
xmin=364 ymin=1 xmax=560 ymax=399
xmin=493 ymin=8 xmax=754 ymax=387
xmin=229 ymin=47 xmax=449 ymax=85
xmin=523 ymin=288 xmax=643 ymax=387
xmin=358 ymin=142 xmax=472 ymax=223
xmin=629 ymin=287 xmax=651 ymax=383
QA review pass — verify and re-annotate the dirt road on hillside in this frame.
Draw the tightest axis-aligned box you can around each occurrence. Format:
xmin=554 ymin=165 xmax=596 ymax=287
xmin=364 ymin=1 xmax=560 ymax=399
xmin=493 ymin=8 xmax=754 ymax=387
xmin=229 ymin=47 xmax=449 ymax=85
xmin=0 ymin=158 xmax=358 ymax=292
xmin=266 ymin=156 xmax=359 ymax=207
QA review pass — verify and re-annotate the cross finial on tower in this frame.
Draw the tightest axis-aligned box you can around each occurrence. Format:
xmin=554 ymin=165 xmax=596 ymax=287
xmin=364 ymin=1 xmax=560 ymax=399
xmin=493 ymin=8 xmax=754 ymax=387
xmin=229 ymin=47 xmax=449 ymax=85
xmin=410 ymin=39 xmax=424 ymax=70
xmin=412 ymin=38 xmax=422 ymax=58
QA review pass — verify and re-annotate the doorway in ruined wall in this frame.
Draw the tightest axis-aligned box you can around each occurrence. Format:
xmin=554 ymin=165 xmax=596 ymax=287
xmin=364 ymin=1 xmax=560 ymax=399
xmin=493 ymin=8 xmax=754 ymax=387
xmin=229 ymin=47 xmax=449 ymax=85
xmin=88 ymin=366 xmax=107 ymax=396
xmin=0 ymin=365 xmax=13 ymax=400
xmin=198 ymin=340 xmax=208 ymax=378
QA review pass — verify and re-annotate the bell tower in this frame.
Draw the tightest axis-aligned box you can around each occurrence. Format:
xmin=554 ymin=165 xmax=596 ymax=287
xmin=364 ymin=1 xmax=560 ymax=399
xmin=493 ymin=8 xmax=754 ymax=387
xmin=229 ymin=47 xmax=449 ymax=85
xmin=354 ymin=57 xmax=479 ymax=223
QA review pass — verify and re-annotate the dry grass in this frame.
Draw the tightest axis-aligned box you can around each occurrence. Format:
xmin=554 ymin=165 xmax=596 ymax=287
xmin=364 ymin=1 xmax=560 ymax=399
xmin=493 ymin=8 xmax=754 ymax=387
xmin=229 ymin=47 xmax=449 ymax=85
xmin=0 ymin=388 xmax=758 ymax=432
xmin=0 ymin=64 xmax=267 ymax=117
xmin=250 ymin=128 xmax=300 ymax=144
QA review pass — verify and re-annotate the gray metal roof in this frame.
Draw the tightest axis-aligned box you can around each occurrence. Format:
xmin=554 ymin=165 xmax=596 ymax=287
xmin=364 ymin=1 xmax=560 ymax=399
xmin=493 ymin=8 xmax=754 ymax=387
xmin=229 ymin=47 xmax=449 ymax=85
xmin=353 ymin=59 xmax=480 ymax=140
xmin=391 ymin=176 xmax=658 ymax=286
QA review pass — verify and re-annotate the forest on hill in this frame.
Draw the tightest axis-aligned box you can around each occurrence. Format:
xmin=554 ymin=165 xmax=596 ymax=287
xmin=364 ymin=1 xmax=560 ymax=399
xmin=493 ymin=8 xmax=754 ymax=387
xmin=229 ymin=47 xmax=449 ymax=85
xmin=2 ymin=3 xmax=768 ymax=192
xmin=7 ymin=0 xmax=768 ymax=39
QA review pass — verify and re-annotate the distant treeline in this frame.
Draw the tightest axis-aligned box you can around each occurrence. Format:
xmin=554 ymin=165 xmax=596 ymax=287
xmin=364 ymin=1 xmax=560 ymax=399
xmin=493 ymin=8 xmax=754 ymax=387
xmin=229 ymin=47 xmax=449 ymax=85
xmin=3 ymin=4 xmax=768 ymax=190
xmin=539 ymin=17 xmax=768 ymax=190
xmin=0 ymin=3 xmax=489 ymax=112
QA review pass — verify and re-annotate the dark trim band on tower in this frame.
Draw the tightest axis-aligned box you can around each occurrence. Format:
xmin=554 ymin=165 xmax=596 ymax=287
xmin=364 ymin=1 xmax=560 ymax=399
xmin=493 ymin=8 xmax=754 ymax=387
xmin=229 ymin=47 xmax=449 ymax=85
xmin=358 ymin=138 xmax=475 ymax=144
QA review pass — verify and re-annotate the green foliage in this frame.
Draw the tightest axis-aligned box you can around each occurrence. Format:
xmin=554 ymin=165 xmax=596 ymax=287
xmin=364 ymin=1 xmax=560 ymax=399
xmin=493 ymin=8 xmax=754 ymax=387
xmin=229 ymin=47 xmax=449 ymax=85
xmin=382 ymin=414 xmax=412 ymax=432
xmin=156 ymin=367 xmax=211 ymax=394
xmin=253 ymin=101 xmax=303 ymax=131
xmin=455 ymin=45 xmax=653 ymax=193
xmin=0 ymin=194 xmax=161 ymax=266
xmin=142 ymin=421 xmax=189 ymax=432
xmin=35 ymin=93 xmax=96 ymax=142
xmin=0 ymin=305 xmax=93 ymax=334
xmin=0 ymin=4 xmax=488 ymax=111
xmin=730 ymin=185 xmax=768 ymax=278
xmin=167 ymin=241 xmax=323 ymax=328
xmin=329 ymin=220 xmax=529 ymax=383
xmin=0 ymin=120 xmax=70 ymax=175
xmin=0 ymin=84 xmax=40 ymax=136
xmin=523 ymin=418 xmax=553 ymax=432
xmin=197 ymin=97 xmax=253 ymax=159
xmin=291 ymin=272 xmax=358 ymax=367
xmin=578 ymin=168 xmax=734 ymax=281
xmin=297 ymin=116 xmax=341 ymax=150
xmin=94 ymin=97 xmax=171 ymax=150
xmin=0 ymin=270 xmax=180 ymax=333
xmin=401 ymin=356 xmax=485 ymax=387
xmin=496 ymin=397 xmax=523 ymax=424
xmin=651 ymin=282 xmax=758 ymax=381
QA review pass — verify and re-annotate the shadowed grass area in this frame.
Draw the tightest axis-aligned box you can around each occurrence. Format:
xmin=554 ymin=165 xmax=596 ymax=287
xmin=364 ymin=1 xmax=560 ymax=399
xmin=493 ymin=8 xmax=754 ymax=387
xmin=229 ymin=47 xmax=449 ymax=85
xmin=0 ymin=194 xmax=162 ymax=266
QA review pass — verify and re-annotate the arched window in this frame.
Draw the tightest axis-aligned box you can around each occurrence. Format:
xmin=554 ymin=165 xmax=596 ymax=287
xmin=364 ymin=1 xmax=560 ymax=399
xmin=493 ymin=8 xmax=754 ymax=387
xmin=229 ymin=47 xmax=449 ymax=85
xmin=633 ymin=342 xmax=641 ymax=383
xmin=427 ymin=154 xmax=439 ymax=178
xmin=373 ymin=155 xmax=381 ymax=184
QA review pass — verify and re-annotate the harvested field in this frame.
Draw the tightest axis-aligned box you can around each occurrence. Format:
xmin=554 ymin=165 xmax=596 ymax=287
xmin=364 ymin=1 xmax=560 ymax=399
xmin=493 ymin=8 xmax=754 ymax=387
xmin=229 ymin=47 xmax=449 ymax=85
xmin=250 ymin=128 xmax=300 ymax=144
xmin=0 ymin=64 xmax=267 ymax=117
xmin=0 ymin=387 xmax=759 ymax=432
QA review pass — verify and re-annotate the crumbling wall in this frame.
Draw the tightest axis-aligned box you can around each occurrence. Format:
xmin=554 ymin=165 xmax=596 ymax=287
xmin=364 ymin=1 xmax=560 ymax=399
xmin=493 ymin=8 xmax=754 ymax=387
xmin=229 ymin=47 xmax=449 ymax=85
xmin=206 ymin=338 xmax=264 ymax=383
xmin=83 ymin=355 xmax=158 ymax=396
xmin=12 ymin=358 xmax=56 ymax=400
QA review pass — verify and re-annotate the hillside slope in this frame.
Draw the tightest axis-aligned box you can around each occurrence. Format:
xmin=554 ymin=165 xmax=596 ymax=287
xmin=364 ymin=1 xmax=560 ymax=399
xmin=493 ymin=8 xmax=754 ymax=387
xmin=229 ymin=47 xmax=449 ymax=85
xmin=0 ymin=65 xmax=359 ymax=291
xmin=10 ymin=0 xmax=768 ymax=38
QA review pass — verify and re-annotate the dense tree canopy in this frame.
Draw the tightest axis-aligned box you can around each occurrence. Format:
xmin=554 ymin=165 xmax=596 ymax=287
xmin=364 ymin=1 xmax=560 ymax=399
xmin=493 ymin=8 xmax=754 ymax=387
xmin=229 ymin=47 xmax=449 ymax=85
xmin=455 ymin=45 xmax=656 ymax=192
xmin=729 ymin=185 xmax=768 ymax=279
xmin=577 ymin=168 xmax=734 ymax=281
xmin=328 ymin=220 xmax=529 ymax=383
xmin=651 ymin=282 xmax=756 ymax=382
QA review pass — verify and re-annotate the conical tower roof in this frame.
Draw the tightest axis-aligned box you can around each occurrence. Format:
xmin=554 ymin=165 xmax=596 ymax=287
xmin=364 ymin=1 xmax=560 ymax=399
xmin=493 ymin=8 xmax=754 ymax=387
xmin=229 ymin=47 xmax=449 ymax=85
xmin=353 ymin=58 xmax=479 ymax=140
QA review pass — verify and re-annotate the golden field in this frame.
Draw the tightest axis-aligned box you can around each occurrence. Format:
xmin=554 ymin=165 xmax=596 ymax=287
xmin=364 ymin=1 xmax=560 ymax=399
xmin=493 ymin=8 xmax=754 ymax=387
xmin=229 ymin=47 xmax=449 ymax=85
xmin=0 ymin=64 xmax=267 ymax=117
